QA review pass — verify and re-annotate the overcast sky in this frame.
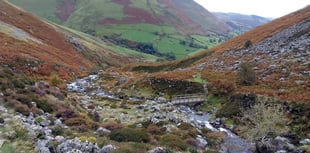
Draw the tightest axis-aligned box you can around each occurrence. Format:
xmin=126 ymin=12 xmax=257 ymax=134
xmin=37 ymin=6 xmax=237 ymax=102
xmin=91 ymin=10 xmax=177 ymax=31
xmin=194 ymin=0 xmax=309 ymax=18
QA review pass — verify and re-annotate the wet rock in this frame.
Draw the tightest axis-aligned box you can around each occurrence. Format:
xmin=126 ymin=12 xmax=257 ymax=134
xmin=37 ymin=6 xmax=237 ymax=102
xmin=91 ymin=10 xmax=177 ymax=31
xmin=147 ymin=147 xmax=168 ymax=153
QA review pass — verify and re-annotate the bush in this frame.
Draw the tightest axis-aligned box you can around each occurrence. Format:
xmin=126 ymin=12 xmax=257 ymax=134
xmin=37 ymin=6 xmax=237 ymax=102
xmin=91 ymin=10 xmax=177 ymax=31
xmin=12 ymin=126 xmax=28 ymax=140
xmin=238 ymin=62 xmax=257 ymax=85
xmin=110 ymin=103 xmax=118 ymax=109
xmin=210 ymin=80 xmax=236 ymax=96
xmin=147 ymin=124 xmax=163 ymax=135
xmin=161 ymin=134 xmax=188 ymax=151
xmin=50 ymin=73 xmax=63 ymax=86
xmin=35 ymin=117 xmax=43 ymax=123
xmin=52 ymin=126 xmax=64 ymax=135
xmin=244 ymin=40 xmax=252 ymax=48
xmin=36 ymin=100 xmax=54 ymax=113
xmin=178 ymin=122 xmax=193 ymax=130
xmin=216 ymin=101 xmax=240 ymax=118
xmin=240 ymin=100 xmax=288 ymax=142
xmin=109 ymin=128 xmax=149 ymax=143
xmin=102 ymin=122 xmax=124 ymax=130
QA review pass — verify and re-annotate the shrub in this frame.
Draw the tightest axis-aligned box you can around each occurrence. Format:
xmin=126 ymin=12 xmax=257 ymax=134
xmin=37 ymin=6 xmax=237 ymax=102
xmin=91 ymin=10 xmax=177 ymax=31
xmin=50 ymin=73 xmax=63 ymax=86
xmin=0 ymin=118 xmax=4 ymax=124
xmin=210 ymin=80 xmax=236 ymax=96
xmin=35 ymin=117 xmax=43 ymax=123
xmin=240 ymin=100 xmax=288 ymax=142
xmin=12 ymin=126 xmax=28 ymax=140
xmin=12 ymin=79 xmax=25 ymax=88
xmin=109 ymin=128 xmax=149 ymax=143
xmin=88 ymin=137 xmax=97 ymax=144
xmin=244 ymin=40 xmax=252 ymax=48
xmin=55 ymin=108 xmax=78 ymax=118
xmin=36 ymin=100 xmax=53 ymax=113
xmin=216 ymin=101 xmax=240 ymax=118
xmin=147 ymin=124 xmax=162 ymax=135
xmin=161 ymin=134 xmax=188 ymax=151
xmin=15 ymin=102 xmax=30 ymax=115
xmin=102 ymin=122 xmax=124 ymax=130
xmin=238 ymin=62 xmax=257 ymax=85
xmin=110 ymin=103 xmax=118 ymax=109
xmin=64 ymin=117 xmax=87 ymax=126
xmin=52 ymin=126 xmax=64 ymax=135
xmin=189 ymin=147 xmax=198 ymax=153
xmin=178 ymin=122 xmax=193 ymax=130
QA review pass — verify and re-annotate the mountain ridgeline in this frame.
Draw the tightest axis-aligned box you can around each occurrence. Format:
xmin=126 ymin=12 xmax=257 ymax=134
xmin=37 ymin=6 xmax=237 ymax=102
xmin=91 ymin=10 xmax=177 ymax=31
xmin=10 ymin=0 xmax=270 ymax=60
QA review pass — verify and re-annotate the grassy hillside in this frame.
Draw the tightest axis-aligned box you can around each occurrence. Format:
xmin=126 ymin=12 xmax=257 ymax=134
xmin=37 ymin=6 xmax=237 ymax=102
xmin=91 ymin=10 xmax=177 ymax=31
xmin=0 ymin=0 xmax=157 ymax=81
xmin=9 ymin=0 xmax=232 ymax=60
xmin=125 ymin=6 xmax=310 ymax=102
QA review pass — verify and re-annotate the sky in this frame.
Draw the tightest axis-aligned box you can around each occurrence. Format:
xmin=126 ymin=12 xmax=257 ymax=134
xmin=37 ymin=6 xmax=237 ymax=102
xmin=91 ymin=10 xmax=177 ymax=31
xmin=194 ymin=0 xmax=309 ymax=18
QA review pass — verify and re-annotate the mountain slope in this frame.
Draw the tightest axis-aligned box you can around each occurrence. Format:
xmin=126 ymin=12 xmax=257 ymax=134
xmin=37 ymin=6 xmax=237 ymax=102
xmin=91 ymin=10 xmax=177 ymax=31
xmin=0 ymin=0 xmax=139 ymax=80
xmin=213 ymin=12 xmax=272 ymax=34
xmin=9 ymin=0 xmax=233 ymax=59
xmin=125 ymin=6 xmax=310 ymax=102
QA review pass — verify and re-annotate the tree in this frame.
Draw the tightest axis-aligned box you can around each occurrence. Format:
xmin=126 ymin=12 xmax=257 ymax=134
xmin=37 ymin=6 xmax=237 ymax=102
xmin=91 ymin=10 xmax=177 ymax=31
xmin=240 ymin=100 xmax=288 ymax=142
xmin=238 ymin=62 xmax=256 ymax=85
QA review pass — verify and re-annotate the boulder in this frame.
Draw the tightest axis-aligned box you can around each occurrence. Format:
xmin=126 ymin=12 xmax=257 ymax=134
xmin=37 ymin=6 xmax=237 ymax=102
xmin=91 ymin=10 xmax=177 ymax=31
xmin=55 ymin=136 xmax=65 ymax=143
xmin=300 ymin=138 xmax=310 ymax=145
xmin=35 ymin=139 xmax=55 ymax=153
xmin=98 ymin=145 xmax=118 ymax=153
xmin=0 ymin=139 xmax=5 ymax=148
xmin=95 ymin=127 xmax=111 ymax=136
xmin=195 ymin=135 xmax=208 ymax=149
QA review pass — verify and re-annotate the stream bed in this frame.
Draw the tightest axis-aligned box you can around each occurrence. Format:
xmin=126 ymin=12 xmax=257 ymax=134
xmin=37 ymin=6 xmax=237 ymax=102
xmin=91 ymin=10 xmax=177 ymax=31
xmin=67 ymin=74 xmax=254 ymax=152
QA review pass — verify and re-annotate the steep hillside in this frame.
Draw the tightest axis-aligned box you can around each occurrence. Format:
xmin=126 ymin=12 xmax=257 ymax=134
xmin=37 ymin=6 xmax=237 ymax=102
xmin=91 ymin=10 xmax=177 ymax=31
xmin=125 ymin=6 xmax=310 ymax=102
xmin=213 ymin=12 xmax=271 ymax=34
xmin=0 ymin=0 xmax=146 ymax=80
xmin=9 ymin=0 xmax=234 ymax=59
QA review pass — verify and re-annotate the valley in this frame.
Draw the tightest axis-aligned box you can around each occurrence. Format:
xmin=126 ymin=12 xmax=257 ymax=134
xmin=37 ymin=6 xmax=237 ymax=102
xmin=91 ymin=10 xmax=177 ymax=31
xmin=9 ymin=0 xmax=269 ymax=60
xmin=0 ymin=0 xmax=309 ymax=153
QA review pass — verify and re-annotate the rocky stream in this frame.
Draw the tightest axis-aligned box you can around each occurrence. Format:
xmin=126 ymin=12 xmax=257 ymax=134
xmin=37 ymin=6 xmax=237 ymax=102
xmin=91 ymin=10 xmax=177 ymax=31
xmin=1 ymin=74 xmax=309 ymax=153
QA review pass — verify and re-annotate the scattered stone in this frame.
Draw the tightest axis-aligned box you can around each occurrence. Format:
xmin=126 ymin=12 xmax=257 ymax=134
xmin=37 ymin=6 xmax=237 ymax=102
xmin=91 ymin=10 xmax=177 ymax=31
xmin=300 ymin=138 xmax=310 ymax=145
xmin=147 ymin=147 xmax=168 ymax=153
xmin=95 ymin=127 xmax=111 ymax=136
xmin=56 ymin=137 xmax=98 ymax=153
xmin=55 ymin=136 xmax=65 ymax=143
xmin=195 ymin=135 xmax=208 ymax=149
xmin=98 ymin=144 xmax=118 ymax=153
xmin=0 ymin=139 xmax=5 ymax=148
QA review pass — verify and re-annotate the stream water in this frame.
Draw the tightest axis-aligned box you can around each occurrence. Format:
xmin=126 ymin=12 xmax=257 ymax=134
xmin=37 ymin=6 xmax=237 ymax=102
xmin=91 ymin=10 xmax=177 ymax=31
xmin=67 ymin=74 xmax=254 ymax=153
xmin=181 ymin=106 xmax=254 ymax=153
